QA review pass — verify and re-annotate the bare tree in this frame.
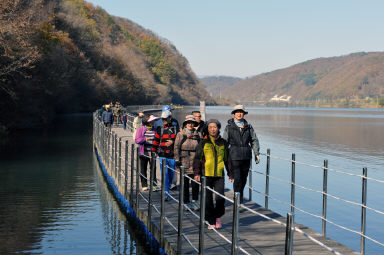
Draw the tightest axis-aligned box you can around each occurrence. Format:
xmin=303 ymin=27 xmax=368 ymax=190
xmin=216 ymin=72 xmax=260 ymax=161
xmin=0 ymin=0 xmax=43 ymax=81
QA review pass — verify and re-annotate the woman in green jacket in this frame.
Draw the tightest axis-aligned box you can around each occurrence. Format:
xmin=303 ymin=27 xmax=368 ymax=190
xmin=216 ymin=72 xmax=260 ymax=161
xmin=193 ymin=119 xmax=233 ymax=229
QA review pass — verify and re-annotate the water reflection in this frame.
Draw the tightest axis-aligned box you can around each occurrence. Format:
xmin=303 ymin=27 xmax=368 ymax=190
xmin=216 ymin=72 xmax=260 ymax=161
xmin=200 ymin=106 xmax=384 ymax=253
xmin=205 ymin=106 xmax=384 ymax=170
xmin=95 ymin=152 xmax=150 ymax=255
xmin=0 ymin=114 xmax=145 ymax=255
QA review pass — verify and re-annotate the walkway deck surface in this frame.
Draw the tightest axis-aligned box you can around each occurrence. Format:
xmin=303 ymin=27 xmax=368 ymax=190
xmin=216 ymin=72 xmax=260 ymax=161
xmin=95 ymin=123 xmax=358 ymax=255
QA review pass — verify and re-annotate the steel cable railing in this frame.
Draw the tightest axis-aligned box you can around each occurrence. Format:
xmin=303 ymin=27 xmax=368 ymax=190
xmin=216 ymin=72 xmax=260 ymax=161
xmin=94 ymin=117 xmax=327 ymax=254
xmin=252 ymin=168 xmax=384 ymax=216
xmin=154 ymin=163 xmax=253 ymax=254
xmin=254 ymin=150 xmax=384 ymax=254
xmin=259 ymin=152 xmax=384 ymax=184
xmin=127 ymin=152 xmax=201 ymax=253
xmin=159 ymin=160 xmax=342 ymax=255
xmin=95 ymin=116 xmax=261 ymax=254
xmin=93 ymin=113 xmax=384 ymax=255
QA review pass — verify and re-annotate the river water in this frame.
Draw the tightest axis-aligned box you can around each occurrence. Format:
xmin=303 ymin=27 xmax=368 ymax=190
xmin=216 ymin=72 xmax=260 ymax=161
xmin=196 ymin=106 xmax=383 ymax=254
xmin=0 ymin=114 xmax=148 ymax=255
xmin=0 ymin=107 xmax=383 ymax=254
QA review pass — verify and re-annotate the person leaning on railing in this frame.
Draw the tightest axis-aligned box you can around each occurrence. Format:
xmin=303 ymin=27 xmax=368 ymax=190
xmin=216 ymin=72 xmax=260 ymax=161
xmin=193 ymin=119 xmax=233 ymax=230
xmin=222 ymin=105 xmax=260 ymax=211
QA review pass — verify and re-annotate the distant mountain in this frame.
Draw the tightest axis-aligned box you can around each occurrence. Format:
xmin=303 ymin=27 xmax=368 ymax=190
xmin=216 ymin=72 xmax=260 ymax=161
xmin=0 ymin=0 xmax=213 ymax=130
xmin=221 ymin=52 xmax=384 ymax=107
xmin=200 ymin=75 xmax=242 ymax=97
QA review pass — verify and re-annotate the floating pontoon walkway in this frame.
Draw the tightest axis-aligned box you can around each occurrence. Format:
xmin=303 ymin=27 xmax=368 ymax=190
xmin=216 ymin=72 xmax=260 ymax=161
xmin=92 ymin=110 xmax=358 ymax=255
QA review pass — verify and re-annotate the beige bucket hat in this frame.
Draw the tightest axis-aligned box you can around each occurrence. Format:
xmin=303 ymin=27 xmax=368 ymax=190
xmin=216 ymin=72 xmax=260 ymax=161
xmin=231 ymin=105 xmax=248 ymax=115
xmin=183 ymin=115 xmax=197 ymax=127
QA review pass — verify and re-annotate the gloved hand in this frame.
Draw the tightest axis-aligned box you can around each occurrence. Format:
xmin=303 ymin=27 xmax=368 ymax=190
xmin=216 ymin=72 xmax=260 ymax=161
xmin=175 ymin=160 xmax=181 ymax=167
xmin=255 ymin=154 xmax=260 ymax=164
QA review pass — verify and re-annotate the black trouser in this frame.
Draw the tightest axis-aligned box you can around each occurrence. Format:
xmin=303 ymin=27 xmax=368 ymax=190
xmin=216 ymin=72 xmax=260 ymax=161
xmin=184 ymin=174 xmax=199 ymax=203
xmin=205 ymin=177 xmax=225 ymax=225
xmin=232 ymin=159 xmax=251 ymax=204
xmin=140 ymin=155 xmax=157 ymax=188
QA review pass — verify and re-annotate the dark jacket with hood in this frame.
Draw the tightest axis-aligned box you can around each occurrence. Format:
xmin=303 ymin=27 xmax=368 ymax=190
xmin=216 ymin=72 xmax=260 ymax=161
xmin=222 ymin=118 xmax=259 ymax=161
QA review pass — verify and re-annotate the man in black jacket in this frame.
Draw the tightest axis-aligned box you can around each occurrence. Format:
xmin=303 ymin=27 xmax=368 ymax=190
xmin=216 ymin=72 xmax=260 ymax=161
xmin=192 ymin=110 xmax=205 ymax=134
xmin=222 ymin=105 xmax=260 ymax=208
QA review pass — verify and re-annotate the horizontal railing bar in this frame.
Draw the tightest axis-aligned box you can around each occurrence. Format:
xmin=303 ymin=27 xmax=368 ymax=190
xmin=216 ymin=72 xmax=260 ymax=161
xmin=247 ymin=185 xmax=384 ymax=248
xmin=259 ymin=152 xmax=384 ymax=184
xmin=251 ymin=170 xmax=384 ymax=216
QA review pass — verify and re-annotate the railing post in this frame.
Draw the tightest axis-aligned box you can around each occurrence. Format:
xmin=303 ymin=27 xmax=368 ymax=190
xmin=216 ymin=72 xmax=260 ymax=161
xmin=265 ymin=148 xmax=271 ymax=209
xmin=111 ymin=132 xmax=114 ymax=174
xmin=322 ymin=159 xmax=328 ymax=237
xmin=124 ymin=140 xmax=128 ymax=199
xmin=199 ymin=176 xmax=207 ymax=255
xmin=102 ymin=126 xmax=106 ymax=160
xmin=160 ymin=158 xmax=166 ymax=249
xmin=361 ymin=167 xmax=368 ymax=255
xmin=115 ymin=134 xmax=118 ymax=180
xmin=291 ymin=153 xmax=295 ymax=214
xmin=130 ymin=144 xmax=135 ymax=204
xmin=148 ymin=152 xmax=155 ymax=232
xmin=135 ymin=147 xmax=140 ymax=210
xmin=285 ymin=213 xmax=294 ymax=255
xmin=111 ymin=132 xmax=115 ymax=175
xmin=105 ymin=127 xmax=108 ymax=161
xmin=231 ymin=192 xmax=240 ymax=255
xmin=177 ymin=166 xmax=185 ymax=255
xmin=118 ymin=137 xmax=122 ymax=187
xmin=248 ymin=161 xmax=253 ymax=201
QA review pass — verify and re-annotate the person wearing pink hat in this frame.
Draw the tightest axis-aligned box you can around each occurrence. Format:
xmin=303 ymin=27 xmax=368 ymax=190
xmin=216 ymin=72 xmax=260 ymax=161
xmin=135 ymin=114 xmax=160 ymax=191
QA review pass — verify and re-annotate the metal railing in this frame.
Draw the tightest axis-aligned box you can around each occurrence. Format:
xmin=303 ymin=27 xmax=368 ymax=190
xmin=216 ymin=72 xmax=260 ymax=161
xmin=93 ymin=111 xmax=384 ymax=255
xmin=246 ymin=149 xmax=384 ymax=254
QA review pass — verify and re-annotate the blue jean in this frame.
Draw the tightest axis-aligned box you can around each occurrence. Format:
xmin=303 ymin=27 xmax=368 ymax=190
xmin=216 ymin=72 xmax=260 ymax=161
xmin=159 ymin=157 xmax=175 ymax=198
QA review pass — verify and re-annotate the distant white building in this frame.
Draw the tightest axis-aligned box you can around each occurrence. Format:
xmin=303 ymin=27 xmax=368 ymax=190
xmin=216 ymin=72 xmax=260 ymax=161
xmin=270 ymin=95 xmax=292 ymax=102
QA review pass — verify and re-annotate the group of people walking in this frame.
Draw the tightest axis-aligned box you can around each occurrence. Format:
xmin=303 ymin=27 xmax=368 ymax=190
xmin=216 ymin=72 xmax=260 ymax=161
xmin=131 ymin=104 xmax=260 ymax=230
xmin=100 ymin=101 xmax=127 ymax=128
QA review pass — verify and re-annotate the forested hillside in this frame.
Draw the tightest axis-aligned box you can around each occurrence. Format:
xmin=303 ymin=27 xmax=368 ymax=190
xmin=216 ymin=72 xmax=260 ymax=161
xmin=221 ymin=52 xmax=384 ymax=107
xmin=0 ymin=0 xmax=213 ymax=130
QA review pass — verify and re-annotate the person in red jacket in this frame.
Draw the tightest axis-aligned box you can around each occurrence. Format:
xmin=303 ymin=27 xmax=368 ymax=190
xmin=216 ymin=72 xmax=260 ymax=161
xmin=152 ymin=110 xmax=179 ymax=200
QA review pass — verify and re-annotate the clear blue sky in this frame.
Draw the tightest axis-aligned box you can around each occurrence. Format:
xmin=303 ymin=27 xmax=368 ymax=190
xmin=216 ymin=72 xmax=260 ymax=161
xmin=87 ymin=0 xmax=384 ymax=78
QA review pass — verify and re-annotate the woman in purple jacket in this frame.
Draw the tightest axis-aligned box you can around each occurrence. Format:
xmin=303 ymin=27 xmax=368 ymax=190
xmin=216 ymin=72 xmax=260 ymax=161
xmin=135 ymin=114 xmax=160 ymax=191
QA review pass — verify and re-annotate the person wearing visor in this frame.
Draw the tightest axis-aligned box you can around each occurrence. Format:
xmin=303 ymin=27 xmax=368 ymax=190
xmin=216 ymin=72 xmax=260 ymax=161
xmin=222 ymin=105 xmax=260 ymax=210
xmin=152 ymin=110 xmax=179 ymax=200
xmin=154 ymin=105 xmax=180 ymax=132
xmin=135 ymin=114 xmax=160 ymax=192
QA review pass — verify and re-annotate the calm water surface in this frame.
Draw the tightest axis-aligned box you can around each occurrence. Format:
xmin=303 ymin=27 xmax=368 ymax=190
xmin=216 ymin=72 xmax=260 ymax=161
xmin=0 ymin=114 xmax=148 ymax=255
xmin=198 ymin=106 xmax=383 ymax=254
